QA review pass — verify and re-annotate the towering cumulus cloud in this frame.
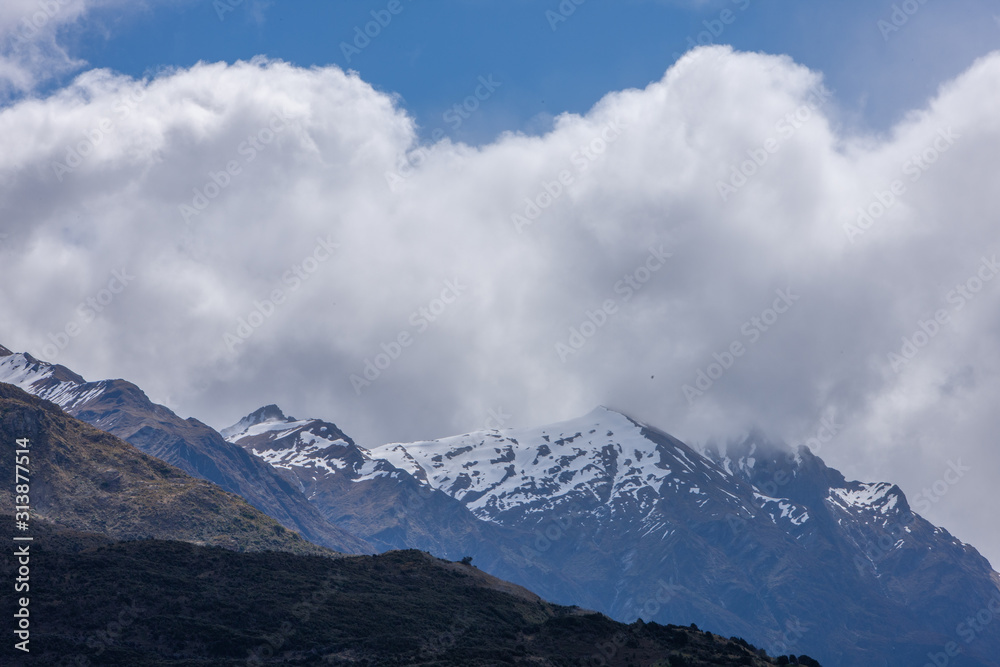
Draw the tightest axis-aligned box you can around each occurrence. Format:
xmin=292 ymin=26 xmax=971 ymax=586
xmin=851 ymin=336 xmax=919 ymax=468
xmin=1 ymin=45 xmax=999 ymax=567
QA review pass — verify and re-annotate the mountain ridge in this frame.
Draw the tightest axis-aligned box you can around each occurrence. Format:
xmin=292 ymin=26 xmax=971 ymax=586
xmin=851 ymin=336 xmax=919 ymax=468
xmin=0 ymin=347 xmax=373 ymax=554
xmin=0 ymin=383 xmax=334 ymax=555
xmin=224 ymin=401 xmax=1000 ymax=667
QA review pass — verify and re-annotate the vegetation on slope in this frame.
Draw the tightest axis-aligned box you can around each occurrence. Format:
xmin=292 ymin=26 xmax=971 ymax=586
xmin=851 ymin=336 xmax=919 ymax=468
xmin=0 ymin=382 xmax=333 ymax=555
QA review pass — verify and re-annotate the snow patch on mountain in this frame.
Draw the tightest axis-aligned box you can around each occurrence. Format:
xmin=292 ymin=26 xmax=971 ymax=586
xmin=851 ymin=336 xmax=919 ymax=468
xmin=0 ymin=351 xmax=104 ymax=410
xmin=754 ymin=493 xmax=810 ymax=526
xmin=254 ymin=442 xmax=346 ymax=473
xmin=0 ymin=352 xmax=54 ymax=387
xmin=829 ymin=482 xmax=899 ymax=514
xmin=370 ymin=406 xmax=737 ymax=522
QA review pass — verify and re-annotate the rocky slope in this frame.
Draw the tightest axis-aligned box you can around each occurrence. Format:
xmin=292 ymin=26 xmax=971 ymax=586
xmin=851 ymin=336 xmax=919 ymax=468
xmin=0 ymin=383 xmax=331 ymax=554
xmin=0 ymin=345 xmax=372 ymax=554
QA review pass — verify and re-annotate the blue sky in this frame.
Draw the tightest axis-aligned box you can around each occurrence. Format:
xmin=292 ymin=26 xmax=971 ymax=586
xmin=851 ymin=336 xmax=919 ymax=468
xmin=62 ymin=0 xmax=1000 ymax=144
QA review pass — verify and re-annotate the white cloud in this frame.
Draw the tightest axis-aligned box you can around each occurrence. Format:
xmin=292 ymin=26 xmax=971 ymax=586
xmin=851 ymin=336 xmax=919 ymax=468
xmin=0 ymin=0 xmax=199 ymax=97
xmin=0 ymin=0 xmax=89 ymax=96
xmin=1 ymin=46 xmax=999 ymax=567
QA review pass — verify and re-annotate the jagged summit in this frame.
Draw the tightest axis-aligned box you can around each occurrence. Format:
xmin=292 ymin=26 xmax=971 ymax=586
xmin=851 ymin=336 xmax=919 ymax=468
xmin=222 ymin=407 xmax=364 ymax=478
xmin=253 ymin=403 xmax=289 ymax=421
xmin=220 ymin=404 xmax=291 ymax=439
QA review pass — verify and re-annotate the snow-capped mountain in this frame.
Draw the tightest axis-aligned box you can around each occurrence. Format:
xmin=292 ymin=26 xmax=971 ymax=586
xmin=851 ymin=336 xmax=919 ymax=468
xmin=219 ymin=404 xmax=592 ymax=602
xmin=373 ymin=407 xmax=702 ymax=520
xmin=371 ymin=407 xmax=816 ymax=533
xmin=225 ymin=401 xmax=1000 ymax=667
xmin=222 ymin=404 xmax=400 ymax=486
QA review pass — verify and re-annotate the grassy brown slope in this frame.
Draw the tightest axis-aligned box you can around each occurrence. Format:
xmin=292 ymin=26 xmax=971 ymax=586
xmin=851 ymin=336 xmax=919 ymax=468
xmin=0 ymin=382 xmax=333 ymax=555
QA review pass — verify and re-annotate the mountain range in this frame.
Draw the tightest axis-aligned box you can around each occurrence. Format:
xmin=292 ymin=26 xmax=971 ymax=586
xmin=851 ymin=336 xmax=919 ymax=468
xmin=0 ymin=384 xmax=779 ymax=666
xmin=3 ymin=343 xmax=998 ymax=666
xmin=222 ymin=402 xmax=1000 ymax=667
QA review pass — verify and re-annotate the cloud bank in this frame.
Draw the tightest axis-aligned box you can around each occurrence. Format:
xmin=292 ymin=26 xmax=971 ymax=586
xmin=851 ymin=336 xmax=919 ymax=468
xmin=1 ymin=46 xmax=999 ymax=565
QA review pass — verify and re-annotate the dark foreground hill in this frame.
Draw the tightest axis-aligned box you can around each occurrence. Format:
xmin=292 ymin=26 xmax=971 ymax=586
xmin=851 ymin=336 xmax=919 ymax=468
xmin=0 ymin=517 xmax=797 ymax=666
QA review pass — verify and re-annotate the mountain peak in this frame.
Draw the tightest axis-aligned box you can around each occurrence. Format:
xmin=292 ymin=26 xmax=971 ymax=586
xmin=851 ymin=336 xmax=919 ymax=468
xmin=578 ymin=405 xmax=650 ymax=428
xmin=249 ymin=404 xmax=289 ymax=422
xmin=220 ymin=404 xmax=291 ymax=440
xmin=588 ymin=404 xmax=629 ymax=419
xmin=0 ymin=343 xmax=13 ymax=356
